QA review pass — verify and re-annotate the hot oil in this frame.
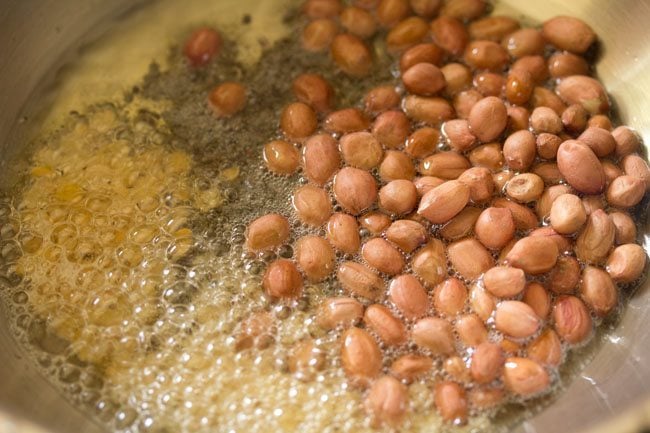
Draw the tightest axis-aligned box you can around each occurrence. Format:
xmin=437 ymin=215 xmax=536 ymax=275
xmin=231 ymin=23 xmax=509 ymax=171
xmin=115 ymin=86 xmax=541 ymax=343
xmin=0 ymin=0 xmax=646 ymax=432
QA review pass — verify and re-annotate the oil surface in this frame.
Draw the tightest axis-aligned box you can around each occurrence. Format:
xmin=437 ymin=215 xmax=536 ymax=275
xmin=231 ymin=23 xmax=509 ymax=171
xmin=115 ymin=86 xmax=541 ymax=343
xmin=0 ymin=1 xmax=645 ymax=433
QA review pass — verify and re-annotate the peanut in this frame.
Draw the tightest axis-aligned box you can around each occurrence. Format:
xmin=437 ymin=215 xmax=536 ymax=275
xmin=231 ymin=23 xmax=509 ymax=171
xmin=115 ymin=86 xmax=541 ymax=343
xmin=575 ymin=209 xmax=615 ymax=264
xmin=553 ymin=295 xmax=593 ymax=345
xmin=547 ymin=255 xmax=581 ymax=294
xmin=468 ymin=96 xmax=508 ymax=142
xmin=364 ymin=304 xmax=408 ymax=346
xmin=556 ymin=75 xmax=609 ymax=115
xmin=317 ymin=297 xmax=364 ymax=330
xmin=606 ymin=243 xmax=646 ymax=283
xmin=333 ymin=167 xmax=378 ymax=215
xmin=385 ymin=220 xmax=427 ymax=253
xmin=331 ymin=33 xmax=372 ymax=77
xmin=302 ymin=134 xmax=341 ymax=185
xmin=379 ymin=150 xmax=416 ymax=181
xmin=389 ymin=274 xmax=429 ymax=319
xmin=390 ymin=354 xmax=433 ymax=382
xmin=263 ymin=259 xmax=303 ymax=299
xmin=542 ymin=16 xmax=596 ymax=54
xmin=412 ymin=239 xmax=448 ymax=287
xmin=337 ymin=261 xmax=384 ymax=300
xmin=580 ymin=266 xmax=619 ymax=317
xmin=326 ymin=213 xmax=360 ymax=254
xmin=505 ymin=236 xmax=558 ymax=275
xmin=448 ymin=238 xmax=494 ymax=280
xmin=419 ymin=152 xmax=471 ymax=179
xmin=483 ymin=266 xmax=526 ymax=298
xmin=503 ymin=357 xmax=550 ymax=397
xmin=417 ymin=180 xmax=470 ymax=224
xmin=456 ymin=314 xmax=488 ymax=346
xmin=527 ymin=329 xmax=562 ymax=367
xmin=362 ymin=237 xmax=405 ymax=275
xmin=281 ymin=102 xmax=318 ymax=140
xmin=471 ymin=342 xmax=505 ymax=384
xmin=495 ymin=300 xmax=540 ymax=338
xmin=292 ymin=73 xmax=334 ymax=112
xmin=434 ymin=381 xmax=468 ymax=424
xmin=325 ymin=108 xmax=370 ymax=134
xmin=557 ymin=140 xmax=606 ymax=194
xmin=522 ymin=282 xmax=551 ymax=319
xmin=503 ymin=130 xmax=536 ymax=171
xmin=430 ymin=16 xmax=469 ymax=56
xmin=246 ymin=213 xmax=290 ymax=251
xmin=440 ymin=206 xmax=482 ymax=241
xmin=292 ymin=184 xmax=332 ymax=226
xmin=474 ymin=207 xmax=515 ymax=250
xmin=296 ymin=235 xmax=335 ymax=282
xmin=263 ymin=140 xmax=299 ymax=175
xmin=365 ymin=376 xmax=408 ymax=428
xmin=550 ymin=193 xmax=587 ymax=235
xmin=433 ymin=278 xmax=468 ymax=317
xmin=372 ymin=110 xmax=411 ymax=148
xmin=412 ymin=317 xmax=455 ymax=355
xmin=341 ymin=327 xmax=382 ymax=386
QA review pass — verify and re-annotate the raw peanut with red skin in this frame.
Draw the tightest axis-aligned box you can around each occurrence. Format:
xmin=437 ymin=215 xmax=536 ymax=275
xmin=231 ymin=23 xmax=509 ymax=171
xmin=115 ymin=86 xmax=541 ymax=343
xmin=340 ymin=6 xmax=377 ymax=39
xmin=208 ymin=82 xmax=246 ymax=117
xmin=288 ymin=339 xmax=326 ymax=379
xmin=292 ymin=185 xmax=332 ymax=226
xmin=458 ymin=167 xmax=494 ymax=203
xmin=419 ymin=152 xmax=471 ymax=179
xmin=389 ymin=274 xmax=429 ymax=319
xmin=281 ymin=102 xmax=318 ymax=140
xmin=542 ymin=16 xmax=596 ymax=54
xmin=403 ymin=95 xmax=455 ymax=125
xmin=390 ymin=354 xmax=433 ymax=382
xmin=621 ymin=154 xmax=650 ymax=191
xmin=495 ymin=301 xmax=541 ymax=338
xmin=575 ymin=209 xmax=615 ymax=264
xmin=235 ymin=311 xmax=276 ymax=351
xmin=292 ymin=73 xmax=333 ymax=112
xmin=263 ymin=140 xmax=300 ymax=175
xmin=340 ymin=132 xmax=383 ymax=170
xmin=405 ymin=127 xmax=439 ymax=158
xmin=474 ymin=72 xmax=505 ymax=97
xmin=341 ymin=327 xmax=382 ymax=386
xmin=492 ymin=198 xmax=538 ymax=231
xmin=379 ymin=180 xmax=418 ymax=215
xmin=400 ymin=43 xmax=444 ymax=72
xmin=503 ymin=28 xmax=545 ymax=58
xmin=302 ymin=19 xmax=338 ymax=52
xmin=523 ymin=282 xmax=551 ymax=319
xmin=364 ymin=85 xmax=400 ymax=114
xmin=506 ymin=173 xmax=545 ymax=203
xmin=409 ymin=0 xmax=441 ymax=17
xmin=606 ymin=244 xmax=647 ymax=283
xmin=362 ymin=238 xmax=405 ymax=275
xmin=317 ymin=297 xmax=364 ymax=330
xmin=296 ymin=236 xmax=335 ymax=282
xmin=440 ymin=207 xmax=482 ymax=241
xmin=553 ymin=295 xmax=593 ymax=344
xmin=444 ymin=356 xmax=471 ymax=383
xmin=606 ymin=175 xmax=645 ymax=208
xmin=333 ymin=167 xmax=377 ymax=215
xmin=263 ymin=259 xmax=303 ymax=299
xmin=246 ymin=214 xmax=290 ymax=251
xmin=471 ymin=342 xmax=505 ymax=384
xmin=530 ymin=106 xmax=563 ymax=134
xmin=364 ymin=304 xmax=408 ymax=346
xmin=483 ymin=266 xmax=526 ymax=298
xmin=430 ymin=16 xmax=469 ymax=57
xmin=547 ymin=255 xmax=580 ymax=294
xmin=455 ymin=89 xmax=483 ymax=119
xmin=434 ymin=381 xmax=468 ymax=424
xmin=505 ymin=69 xmax=534 ymax=105
xmin=530 ymin=227 xmax=572 ymax=254
xmin=412 ymin=317 xmax=455 ymax=355
xmin=528 ymin=329 xmax=562 ymax=367
xmin=365 ymin=376 xmax=409 ymax=428
xmin=468 ymin=96 xmax=507 ymax=143
xmin=302 ymin=134 xmax=341 ymax=185
xmin=469 ymin=15 xmax=520 ymax=41
xmin=379 ymin=150 xmax=416 ymax=181
xmin=548 ymin=52 xmax=589 ymax=78
xmin=578 ymin=127 xmax=616 ymax=157
xmin=418 ymin=180 xmax=470 ymax=224
xmin=456 ymin=314 xmax=488 ymax=346
xmin=331 ymin=34 xmax=372 ymax=77
xmin=372 ymin=110 xmax=411 ymax=149
xmin=580 ymin=266 xmax=618 ymax=317
xmin=433 ymin=278 xmax=468 ymax=317
xmin=465 ymin=40 xmax=509 ymax=71
xmin=582 ymin=195 xmax=605 ymax=215
xmin=376 ymin=0 xmax=411 ymax=27
xmin=326 ymin=213 xmax=360 ymax=254
xmin=448 ymin=238 xmax=494 ymax=280
xmin=610 ymin=212 xmax=637 ymax=245
xmin=470 ymin=283 xmax=496 ymax=321
xmin=562 ymin=104 xmax=589 ymax=133
xmin=556 ymin=75 xmax=609 ymax=115
xmin=184 ymin=27 xmax=222 ymax=66
xmin=533 ymin=162 xmax=564 ymax=185
xmin=469 ymin=143 xmax=504 ymax=170
xmin=532 ymin=86 xmax=566 ymax=114
xmin=513 ymin=56 xmax=549 ymax=84
xmin=337 ymin=261 xmax=385 ymax=300
xmin=501 ymin=339 xmax=522 ymax=356
xmin=612 ymin=126 xmax=641 ymax=157
xmin=386 ymin=16 xmax=430 ymax=52
xmin=474 ymin=207 xmax=515 ymax=250
xmin=302 ymin=0 xmax=342 ymax=18
xmin=325 ymin=108 xmax=369 ymax=133
xmin=503 ymin=357 xmax=550 ymax=397
xmin=441 ymin=63 xmax=472 ymax=95
xmin=412 ymin=239 xmax=447 ymax=287
xmin=536 ymin=184 xmax=572 ymax=220
xmin=588 ymin=114 xmax=613 ymax=130
xmin=441 ymin=0 xmax=486 ymax=21
xmin=503 ymin=130 xmax=536 ymax=171
xmin=361 ymin=212 xmax=392 ymax=235
xmin=414 ymin=176 xmax=445 ymax=196
xmin=557 ymin=140 xmax=606 ymax=194
xmin=507 ymin=105 xmax=531 ymax=131
xmin=536 ymin=133 xmax=562 ymax=160
xmin=506 ymin=236 xmax=558 ymax=275
xmin=385 ymin=220 xmax=427 ymax=253
xmin=550 ymin=193 xmax=587 ymax=235
xmin=443 ymin=119 xmax=477 ymax=152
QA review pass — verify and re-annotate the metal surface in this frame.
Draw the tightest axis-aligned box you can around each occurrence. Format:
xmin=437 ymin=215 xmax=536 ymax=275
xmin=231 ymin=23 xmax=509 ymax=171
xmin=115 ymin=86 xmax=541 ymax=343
xmin=0 ymin=0 xmax=648 ymax=432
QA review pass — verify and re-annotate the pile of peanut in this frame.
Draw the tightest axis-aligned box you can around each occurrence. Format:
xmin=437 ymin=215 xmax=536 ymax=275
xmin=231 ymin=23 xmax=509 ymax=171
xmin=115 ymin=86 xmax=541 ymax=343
xmin=187 ymin=0 xmax=650 ymax=428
